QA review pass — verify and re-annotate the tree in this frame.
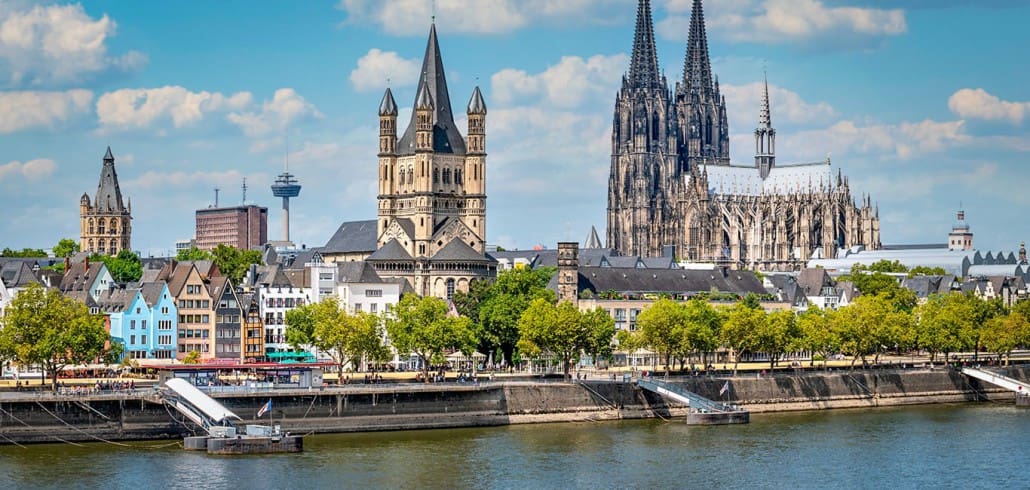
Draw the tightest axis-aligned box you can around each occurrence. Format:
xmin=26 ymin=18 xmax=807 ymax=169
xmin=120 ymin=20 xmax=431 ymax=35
xmin=1 ymin=247 xmax=47 ymax=258
xmin=176 ymin=246 xmax=214 ymax=262
xmin=754 ymin=309 xmax=800 ymax=370
xmin=92 ymin=249 xmax=143 ymax=283
xmin=981 ymin=313 xmax=1030 ymax=366
xmin=0 ymin=284 xmax=114 ymax=391
xmin=52 ymin=238 xmax=80 ymax=258
xmin=796 ymin=307 xmax=839 ymax=368
xmin=581 ymin=306 xmax=616 ymax=368
xmin=681 ymin=299 xmax=723 ymax=367
xmin=182 ymin=350 xmax=201 ymax=364
xmin=284 ymin=304 xmax=317 ymax=351
xmin=915 ymin=294 xmax=974 ymax=363
xmin=721 ymin=302 xmax=765 ymax=375
xmin=855 ymin=260 xmax=908 ymax=274
xmin=309 ymin=298 xmax=387 ymax=375
xmin=634 ymin=299 xmax=686 ymax=375
xmin=386 ymin=294 xmax=477 ymax=383
xmin=461 ymin=267 xmax=555 ymax=366
xmin=211 ymin=244 xmax=264 ymax=284
xmin=517 ymin=299 xmax=589 ymax=380
xmin=833 ymin=295 xmax=911 ymax=367
xmin=907 ymin=266 xmax=947 ymax=277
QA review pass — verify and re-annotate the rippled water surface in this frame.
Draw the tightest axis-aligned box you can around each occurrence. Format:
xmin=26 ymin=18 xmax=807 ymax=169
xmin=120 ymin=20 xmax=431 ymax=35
xmin=1 ymin=403 xmax=1028 ymax=489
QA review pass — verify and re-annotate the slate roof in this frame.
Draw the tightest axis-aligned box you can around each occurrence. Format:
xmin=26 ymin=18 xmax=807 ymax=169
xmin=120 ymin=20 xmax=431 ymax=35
xmin=96 ymin=286 xmax=138 ymax=313
xmin=0 ymin=261 xmax=41 ymax=288
xmin=338 ymin=261 xmax=384 ymax=283
xmin=396 ymin=24 xmax=467 ymax=156
xmin=379 ymin=87 xmax=398 ymax=116
xmin=93 ymin=146 xmax=128 ymax=213
xmin=796 ymin=268 xmax=834 ymax=296
xmin=431 ymin=240 xmax=495 ymax=262
xmin=554 ymin=267 xmax=766 ymax=296
xmin=322 ymin=219 xmax=378 ymax=254
xmin=367 ymin=239 xmax=413 ymax=261
xmin=467 ymin=86 xmax=487 ymax=115
xmin=283 ymin=268 xmax=310 ymax=289
xmin=59 ymin=261 xmax=106 ymax=293
xmin=140 ymin=282 xmax=167 ymax=306
xmin=284 ymin=249 xmax=320 ymax=270
xmin=207 ymin=276 xmax=230 ymax=298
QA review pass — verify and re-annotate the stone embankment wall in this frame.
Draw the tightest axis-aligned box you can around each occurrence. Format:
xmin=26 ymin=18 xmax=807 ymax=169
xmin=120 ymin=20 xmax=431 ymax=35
xmin=0 ymin=367 xmax=1024 ymax=445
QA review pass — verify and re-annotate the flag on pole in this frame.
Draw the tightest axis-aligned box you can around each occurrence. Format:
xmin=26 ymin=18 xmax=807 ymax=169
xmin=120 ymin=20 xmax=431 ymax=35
xmin=257 ymin=398 xmax=272 ymax=418
xmin=719 ymin=381 xmax=730 ymax=396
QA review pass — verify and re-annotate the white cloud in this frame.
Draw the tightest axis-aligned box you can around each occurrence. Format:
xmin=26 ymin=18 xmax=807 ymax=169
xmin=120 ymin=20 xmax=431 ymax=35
xmin=491 ymin=54 xmax=627 ymax=108
xmin=0 ymin=89 xmax=92 ymax=133
xmin=948 ymin=88 xmax=1029 ymax=124
xmin=338 ymin=0 xmax=625 ymax=36
xmin=96 ymin=86 xmax=252 ymax=130
xmin=227 ymin=88 xmax=322 ymax=138
xmin=0 ymin=158 xmax=56 ymax=181
xmin=721 ymin=81 xmax=837 ymax=127
xmin=783 ymin=118 xmax=969 ymax=160
xmin=349 ymin=48 xmax=420 ymax=92
xmin=659 ymin=0 xmax=907 ymax=47
xmin=0 ymin=3 xmax=146 ymax=86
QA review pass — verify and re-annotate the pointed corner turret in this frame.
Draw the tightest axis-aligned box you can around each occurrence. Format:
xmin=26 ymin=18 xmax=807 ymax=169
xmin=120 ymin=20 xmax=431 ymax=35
xmin=379 ymin=87 xmax=398 ymax=116
xmin=467 ymin=86 xmax=487 ymax=115
xmin=416 ymin=81 xmax=434 ymax=110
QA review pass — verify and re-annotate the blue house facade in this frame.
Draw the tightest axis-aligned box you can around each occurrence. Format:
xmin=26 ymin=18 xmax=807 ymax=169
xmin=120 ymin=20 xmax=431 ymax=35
xmin=101 ymin=282 xmax=177 ymax=360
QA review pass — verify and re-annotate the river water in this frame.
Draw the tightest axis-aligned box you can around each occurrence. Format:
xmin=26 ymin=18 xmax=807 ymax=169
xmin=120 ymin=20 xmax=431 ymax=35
xmin=1 ymin=403 xmax=1027 ymax=489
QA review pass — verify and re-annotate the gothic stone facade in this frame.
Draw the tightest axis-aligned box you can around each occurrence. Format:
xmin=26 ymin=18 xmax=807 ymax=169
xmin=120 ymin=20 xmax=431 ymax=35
xmin=607 ymin=0 xmax=879 ymax=271
xmin=80 ymin=146 xmax=132 ymax=256
xmin=370 ymin=23 xmax=496 ymax=298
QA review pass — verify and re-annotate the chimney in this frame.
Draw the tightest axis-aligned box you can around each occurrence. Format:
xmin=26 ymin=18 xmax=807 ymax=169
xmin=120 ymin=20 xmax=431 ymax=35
xmin=64 ymin=256 xmax=70 ymax=272
xmin=84 ymin=256 xmax=89 ymax=271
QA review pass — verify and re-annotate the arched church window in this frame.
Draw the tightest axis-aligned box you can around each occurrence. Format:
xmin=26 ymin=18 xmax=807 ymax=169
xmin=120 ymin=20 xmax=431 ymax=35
xmin=88 ymin=219 xmax=94 ymax=234
xmin=652 ymin=112 xmax=660 ymax=141
xmin=446 ymin=278 xmax=455 ymax=300
xmin=455 ymin=169 xmax=463 ymax=185
xmin=98 ymin=219 xmax=106 ymax=235
xmin=442 ymin=168 xmax=451 ymax=184
xmin=433 ymin=167 xmax=439 ymax=184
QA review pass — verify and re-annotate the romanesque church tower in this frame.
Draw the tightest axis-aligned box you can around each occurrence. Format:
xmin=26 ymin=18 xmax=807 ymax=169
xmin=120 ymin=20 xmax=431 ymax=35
xmin=371 ymin=23 xmax=495 ymax=297
xmin=80 ymin=146 xmax=132 ymax=255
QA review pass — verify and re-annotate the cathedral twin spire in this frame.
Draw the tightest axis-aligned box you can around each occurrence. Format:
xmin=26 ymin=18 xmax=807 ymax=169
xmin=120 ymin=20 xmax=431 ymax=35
xmin=683 ymin=0 xmax=714 ymax=92
xmin=627 ymin=0 xmax=663 ymax=91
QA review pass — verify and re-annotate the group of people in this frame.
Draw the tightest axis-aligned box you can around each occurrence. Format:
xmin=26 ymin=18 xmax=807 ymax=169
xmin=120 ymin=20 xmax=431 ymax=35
xmin=53 ymin=379 xmax=136 ymax=395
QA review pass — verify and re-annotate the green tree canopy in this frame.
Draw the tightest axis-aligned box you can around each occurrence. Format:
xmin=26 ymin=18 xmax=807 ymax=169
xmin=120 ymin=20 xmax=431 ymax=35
xmin=52 ymin=238 xmax=80 ymax=258
xmin=0 ymin=283 xmax=114 ymax=391
xmin=754 ymin=309 xmax=801 ymax=369
xmin=1 ymin=247 xmax=47 ymax=258
xmin=517 ymin=298 xmax=590 ymax=380
xmin=681 ymin=298 xmax=723 ymax=366
xmin=981 ymin=312 xmax=1030 ymax=365
xmin=211 ymin=244 xmax=264 ymax=285
xmin=833 ymin=294 xmax=912 ymax=367
xmin=454 ymin=267 xmax=555 ymax=366
xmin=796 ymin=307 xmax=839 ymax=367
xmin=176 ymin=246 xmax=214 ymax=262
xmin=91 ymin=249 xmax=143 ymax=283
xmin=915 ymin=293 xmax=975 ymax=362
xmin=907 ymin=266 xmax=947 ymax=277
xmin=720 ymin=301 xmax=765 ymax=374
xmin=855 ymin=260 xmax=908 ymax=274
xmin=386 ymin=294 xmax=477 ymax=382
xmin=284 ymin=303 xmax=317 ymax=351
xmin=581 ymin=306 xmax=616 ymax=367
xmin=634 ymin=298 xmax=686 ymax=375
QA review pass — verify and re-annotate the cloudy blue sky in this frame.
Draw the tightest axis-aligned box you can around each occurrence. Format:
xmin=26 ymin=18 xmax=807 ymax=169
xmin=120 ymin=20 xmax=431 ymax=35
xmin=0 ymin=0 xmax=1027 ymax=257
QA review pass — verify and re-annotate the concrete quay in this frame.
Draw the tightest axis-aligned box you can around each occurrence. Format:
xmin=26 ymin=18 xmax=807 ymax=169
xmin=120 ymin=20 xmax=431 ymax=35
xmin=0 ymin=366 xmax=1025 ymax=445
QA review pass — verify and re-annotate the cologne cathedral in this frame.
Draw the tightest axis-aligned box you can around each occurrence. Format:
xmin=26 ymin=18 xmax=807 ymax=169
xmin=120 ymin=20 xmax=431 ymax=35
xmin=606 ymin=0 xmax=880 ymax=270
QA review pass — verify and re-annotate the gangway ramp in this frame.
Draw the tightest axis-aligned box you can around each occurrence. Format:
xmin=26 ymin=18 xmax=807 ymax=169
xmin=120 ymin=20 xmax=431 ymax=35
xmin=636 ymin=378 xmax=749 ymax=425
xmin=961 ymin=367 xmax=1030 ymax=399
xmin=163 ymin=378 xmax=241 ymax=435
